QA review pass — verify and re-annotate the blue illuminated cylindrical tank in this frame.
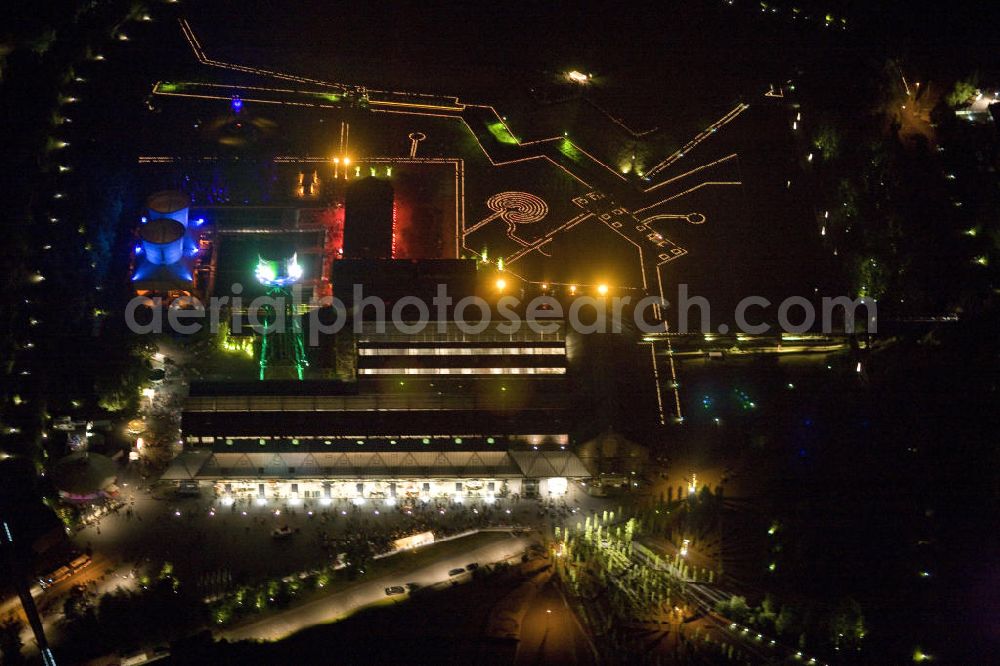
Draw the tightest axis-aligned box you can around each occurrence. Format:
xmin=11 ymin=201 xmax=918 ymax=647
xmin=139 ymin=218 xmax=185 ymax=265
xmin=146 ymin=190 xmax=190 ymax=228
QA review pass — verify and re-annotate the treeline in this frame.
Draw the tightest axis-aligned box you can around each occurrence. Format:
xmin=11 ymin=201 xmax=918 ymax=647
xmin=797 ymin=59 xmax=998 ymax=318
xmin=0 ymin=2 xmax=160 ymax=460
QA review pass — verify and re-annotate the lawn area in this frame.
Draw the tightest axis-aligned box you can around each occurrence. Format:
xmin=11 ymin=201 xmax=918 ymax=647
xmin=181 ymin=533 xmax=530 ymax=664
xmin=215 ymin=531 xmax=520 ymax=634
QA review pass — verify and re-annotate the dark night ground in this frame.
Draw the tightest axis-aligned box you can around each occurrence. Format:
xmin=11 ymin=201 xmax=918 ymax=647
xmin=123 ymin=5 xmax=1000 ymax=662
xmin=165 ymin=3 xmax=839 ymax=321
xmin=4 ymin=0 xmax=999 ymax=662
xmin=171 ymin=573 xmax=521 ymax=665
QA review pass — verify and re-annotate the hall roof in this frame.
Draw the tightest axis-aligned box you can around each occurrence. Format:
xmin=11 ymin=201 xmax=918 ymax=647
xmin=162 ymin=448 xmax=589 ymax=480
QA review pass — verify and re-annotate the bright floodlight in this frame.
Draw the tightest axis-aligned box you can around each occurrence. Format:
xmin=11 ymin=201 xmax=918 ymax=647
xmin=255 ymin=253 xmax=304 ymax=287
xmin=496 ymin=278 xmax=506 ymax=291
xmin=567 ymin=70 xmax=588 ymax=84
xmin=255 ymin=258 xmax=276 ymax=284
xmin=597 ymin=284 xmax=609 ymax=296
xmin=286 ymin=254 xmax=303 ymax=281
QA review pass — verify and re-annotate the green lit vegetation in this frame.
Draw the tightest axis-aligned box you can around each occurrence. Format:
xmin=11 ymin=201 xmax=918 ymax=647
xmin=945 ymin=77 xmax=977 ymax=108
xmin=311 ymin=92 xmax=342 ymax=103
xmin=812 ymin=124 xmax=841 ymax=160
xmin=486 ymin=120 xmax=518 ymax=145
xmin=558 ymin=137 xmax=582 ymax=162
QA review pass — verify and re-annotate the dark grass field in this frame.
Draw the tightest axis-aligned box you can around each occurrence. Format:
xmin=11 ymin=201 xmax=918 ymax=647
xmin=216 ymin=575 xmax=521 ymax=665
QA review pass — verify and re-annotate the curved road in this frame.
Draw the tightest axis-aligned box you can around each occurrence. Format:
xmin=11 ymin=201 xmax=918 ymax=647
xmin=221 ymin=531 xmax=532 ymax=642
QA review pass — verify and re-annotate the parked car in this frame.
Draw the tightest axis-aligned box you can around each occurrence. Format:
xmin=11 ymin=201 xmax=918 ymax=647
xmin=384 ymin=586 xmax=406 ymax=596
xmin=448 ymin=568 xmax=465 ymax=576
xmin=465 ymin=563 xmax=479 ymax=571
xmin=37 ymin=553 xmax=91 ymax=589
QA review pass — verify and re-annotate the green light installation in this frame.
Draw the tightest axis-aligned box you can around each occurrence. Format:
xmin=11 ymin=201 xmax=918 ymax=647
xmin=254 ymin=254 xmax=309 ymax=381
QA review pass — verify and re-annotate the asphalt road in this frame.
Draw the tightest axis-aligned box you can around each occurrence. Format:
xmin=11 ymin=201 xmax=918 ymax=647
xmin=514 ymin=581 xmax=596 ymax=666
xmin=221 ymin=531 xmax=532 ymax=642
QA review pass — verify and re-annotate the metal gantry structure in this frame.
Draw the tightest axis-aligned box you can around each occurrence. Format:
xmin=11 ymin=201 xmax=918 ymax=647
xmin=254 ymin=254 xmax=308 ymax=381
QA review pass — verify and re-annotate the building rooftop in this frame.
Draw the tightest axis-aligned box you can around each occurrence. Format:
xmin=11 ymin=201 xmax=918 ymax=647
xmin=162 ymin=448 xmax=588 ymax=481
xmin=182 ymin=408 xmax=570 ymax=440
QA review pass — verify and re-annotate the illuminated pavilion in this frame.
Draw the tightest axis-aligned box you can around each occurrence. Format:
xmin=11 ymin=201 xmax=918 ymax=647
xmin=166 ymin=315 xmax=590 ymax=501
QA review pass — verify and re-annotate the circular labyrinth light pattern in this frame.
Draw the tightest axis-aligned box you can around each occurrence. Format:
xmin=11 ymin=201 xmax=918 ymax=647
xmin=486 ymin=192 xmax=549 ymax=225
xmin=686 ymin=212 xmax=706 ymax=225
